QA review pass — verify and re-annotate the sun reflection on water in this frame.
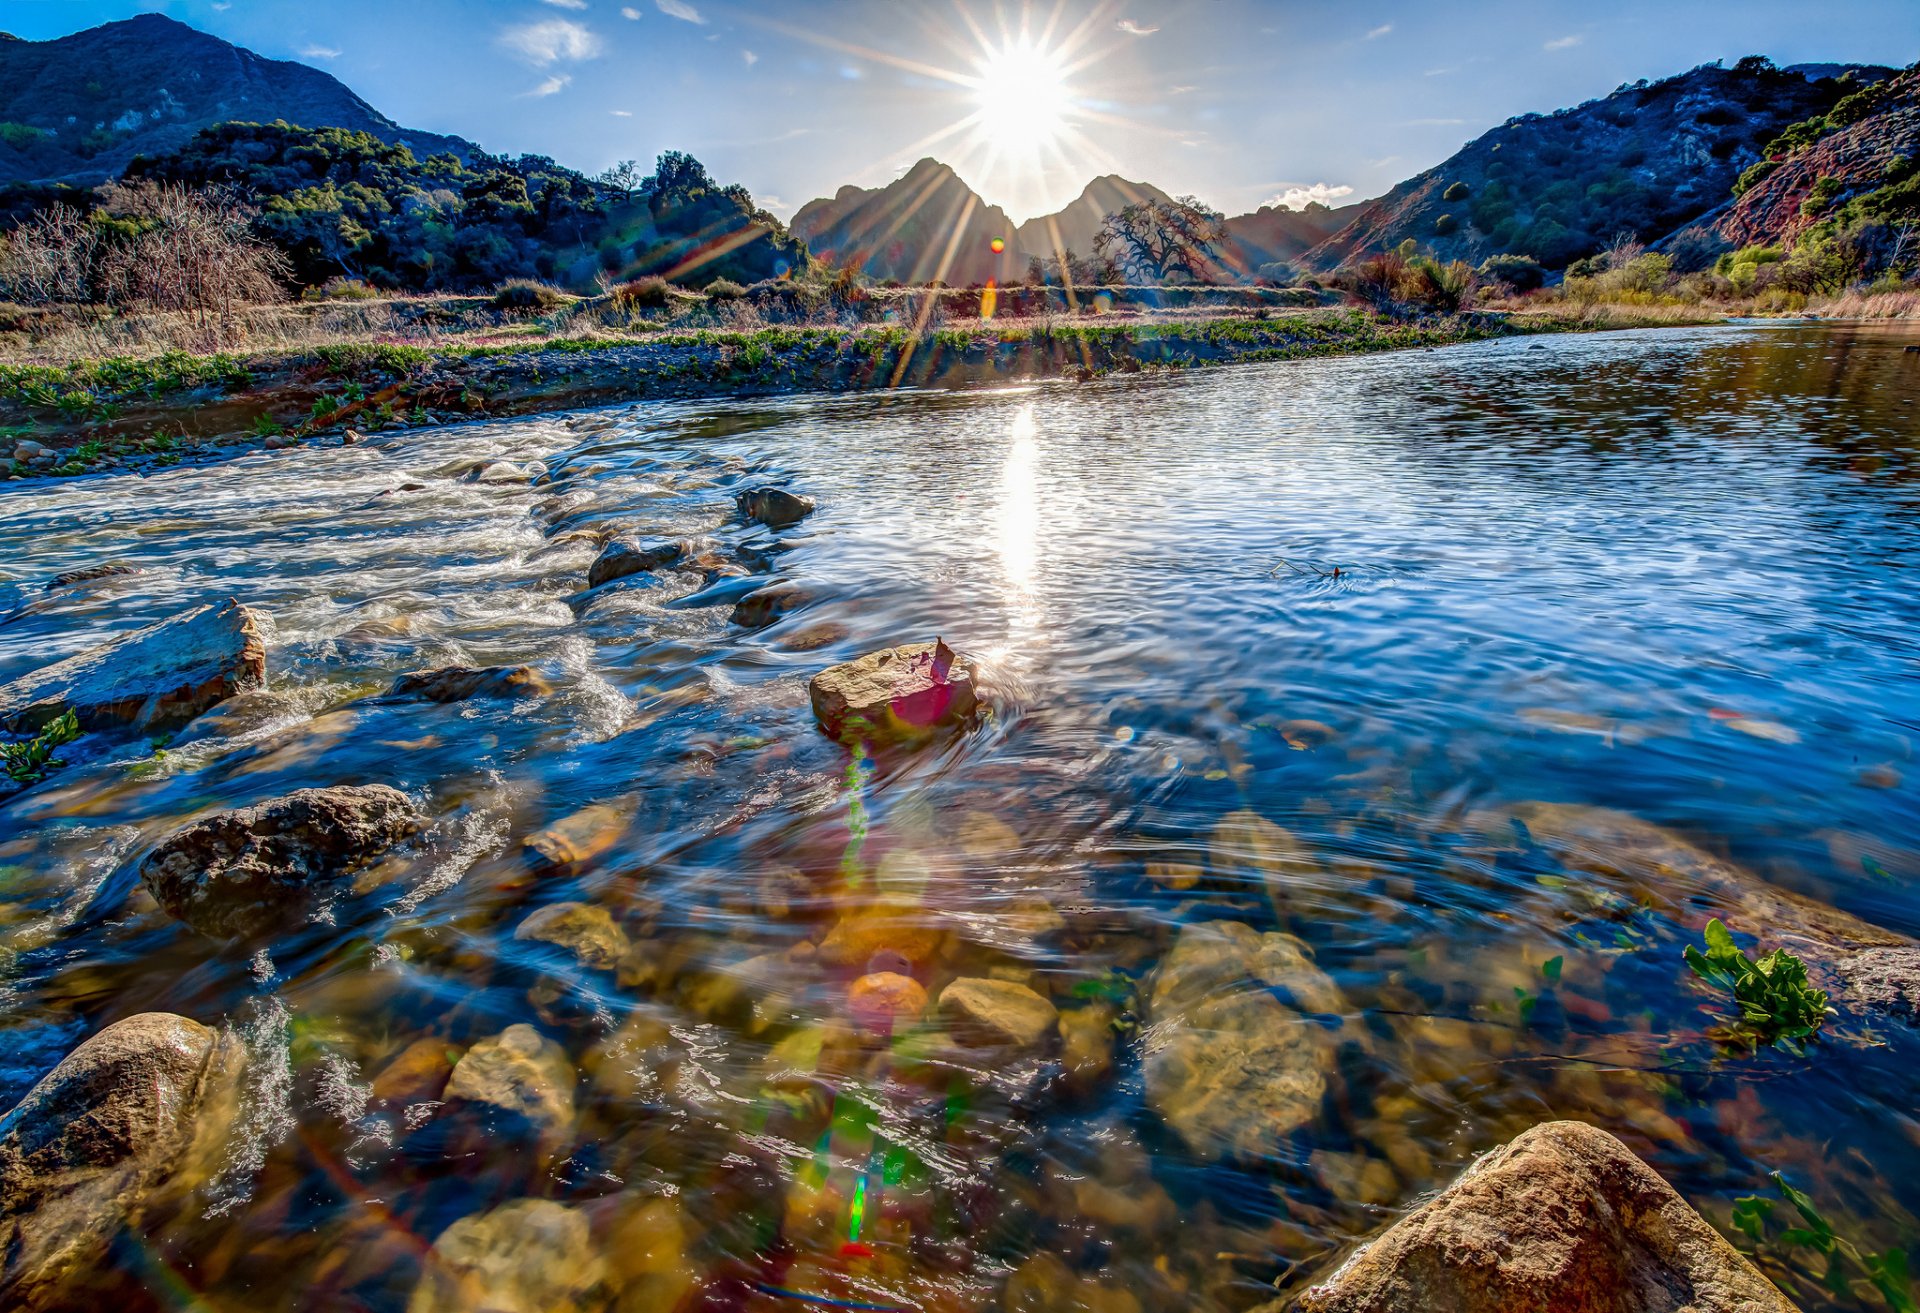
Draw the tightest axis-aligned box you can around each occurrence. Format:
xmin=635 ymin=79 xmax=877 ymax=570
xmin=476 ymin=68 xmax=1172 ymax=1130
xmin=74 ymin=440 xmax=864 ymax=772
xmin=995 ymin=404 xmax=1045 ymax=647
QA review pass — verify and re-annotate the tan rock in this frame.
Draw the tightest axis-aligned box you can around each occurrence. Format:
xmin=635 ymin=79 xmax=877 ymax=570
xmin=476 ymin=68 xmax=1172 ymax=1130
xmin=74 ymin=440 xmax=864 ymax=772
xmin=443 ymin=1024 xmax=575 ymax=1145
xmin=808 ymin=640 xmax=978 ymax=742
xmin=409 ymin=1199 xmax=607 ymax=1313
xmin=0 ymin=1013 xmax=244 ymax=1310
xmin=388 ymin=664 xmax=550 ymax=702
xmin=1297 ymin=1120 xmax=1796 ymax=1313
xmin=938 ymin=977 xmax=1058 ymax=1052
xmin=0 ymin=599 xmax=265 ymax=736
xmin=1058 ymin=1004 xmax=1116 ymax=1094
xmin=815 ymin=901 xmax=945 ymax=969
xmin=524 ymin=801 xmax=632 ymax=874
xmin=515 ymin=902 xmax=629 ymax=970
xmin=369 ymin=1036 xmax=459 ymax=1110
xmin=600 ymin=1194 xmax=698 ymax=1313
xmin=848 ymin=971 xmax=928 ymax=1034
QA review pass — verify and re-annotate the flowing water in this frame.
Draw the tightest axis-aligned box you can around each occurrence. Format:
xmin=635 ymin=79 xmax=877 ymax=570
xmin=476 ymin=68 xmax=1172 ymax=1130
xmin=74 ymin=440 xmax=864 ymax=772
xmin=2 ymin=320 xmax=1919 ymax=1311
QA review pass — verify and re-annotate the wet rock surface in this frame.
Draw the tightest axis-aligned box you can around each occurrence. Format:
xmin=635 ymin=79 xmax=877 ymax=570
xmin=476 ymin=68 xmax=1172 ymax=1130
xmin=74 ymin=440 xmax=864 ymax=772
xmin=441 ymin=1024 xmax=576 ymax=1148
xmin=0 ymin=599 xmax=265 ymax=736
xmin=808 ymin=638 xmax=979 ymax=741
xmin=938 ymin=977 xmax=1059 ymax=1052
xmin=1296 ymin=1120 xmax=1797 ymax=1313
xmin=514 ymin=901 xmax=630 ymax=971
xmin=735 ymin=486 xmax=815 ymax=528
xmin=0 ymin=1013 xmax=243 ymax=1310
xmin=1143 ymin=920 xmax=1342 ymax=1160
xmin=587 ymin=536 xmax=686 ymax=587
xmin=387 ymin=664 xmax=550 ymax=702
xmin=409 ymin=1198 xmax=606 ymax=1313
xmin=139 ymin=784 xmax=423 ymax=936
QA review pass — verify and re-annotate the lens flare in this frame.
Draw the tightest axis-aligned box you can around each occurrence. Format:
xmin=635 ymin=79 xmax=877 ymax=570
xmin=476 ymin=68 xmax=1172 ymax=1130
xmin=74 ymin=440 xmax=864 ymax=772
xmin=971 ymin=37 xmax=1070 ymax=154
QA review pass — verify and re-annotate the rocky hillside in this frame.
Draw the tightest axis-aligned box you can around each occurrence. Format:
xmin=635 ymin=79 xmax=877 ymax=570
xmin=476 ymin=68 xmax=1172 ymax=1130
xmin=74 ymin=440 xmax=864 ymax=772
xmin=1219 ymin=200 xmax=1362 ymax=275
xmin=1302 ymin=58 xmax=1891 ymax=272
xmin=789 ymin=159 xmax=1021 ymax=286
xmin=1012 ymin=174 xmax=1172 ymax=261
xmin=0 ymin=14 xmax=479 ymax=187
xmin=1684 ymin=64 xmax=1920 ymax=251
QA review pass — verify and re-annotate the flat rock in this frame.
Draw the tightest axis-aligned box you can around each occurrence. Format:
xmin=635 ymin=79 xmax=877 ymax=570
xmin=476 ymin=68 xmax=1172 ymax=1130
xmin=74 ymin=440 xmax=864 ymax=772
xmin=809 ymin=639 xmax=978 ymax=742
xmin=736 ymin=486 xmax=815 ymax=528
xmin=1143 ymin=920 xmax=1341 ymax=1161
xmin=388 ymin=664 xmax=550 ymax=703
xmin=587 ymin=536 xmax=685 ymax=588
xmin=1296 ymin=1120 xmax=1796 ymax=1313
xmin=730 ymin=580 xmax=812 ymax=628
xmin=0 ymin=599 xmax=265 ymax=736
xmin=409 ymin=1198 xmax=607 ymax=1313
xmin=523 ymin=801 xmax=631 ymax=874
xmin=938 ymin=977 xmax=1059 ymax=1051
xmin=442 ymin=1024 xmax=575 ymax=1145
xmin=0 ymin=1013 xmax=243 ymax=1310
xmin=515 ymin=902 xmax=629 ymax=971
xmin=139 ymin=784 xmax=422 ymax=937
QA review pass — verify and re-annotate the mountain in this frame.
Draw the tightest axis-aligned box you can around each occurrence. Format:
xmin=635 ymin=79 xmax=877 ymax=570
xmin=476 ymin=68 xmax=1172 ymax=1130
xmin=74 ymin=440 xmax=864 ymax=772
xmin=1013 ymin=174 xmax=1172 ymax=261
xmin=1218 ymin=199 xmax=1365 ymax=275
xmin=789 ymin=158 xmax=1022 ymax=285
xmin=0 ymin=14 xmax=480 ymax=187
xmin=1674 ymin=64 xmax=1920 ymax=253
xmin=1301 ymin=57 xmax=1894 ymax=272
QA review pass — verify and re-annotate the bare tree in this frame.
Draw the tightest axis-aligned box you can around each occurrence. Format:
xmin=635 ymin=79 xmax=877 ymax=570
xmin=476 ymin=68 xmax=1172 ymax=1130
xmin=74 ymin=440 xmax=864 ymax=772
xmin=97 ymin=183 xmax=291 ymax=348
xmin=1094 ymin=195 xmax=1227 ymax=284
xmin=0 ymin=204 xmax=100 ymax=305
xmin=599 ymin=159 xmax=642 ymax=204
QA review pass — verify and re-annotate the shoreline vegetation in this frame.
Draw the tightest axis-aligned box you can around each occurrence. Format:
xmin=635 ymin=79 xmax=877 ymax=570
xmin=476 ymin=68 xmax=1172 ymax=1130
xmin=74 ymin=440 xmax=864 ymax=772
xmin=1 ymin=300 xmax=1721 ymax=481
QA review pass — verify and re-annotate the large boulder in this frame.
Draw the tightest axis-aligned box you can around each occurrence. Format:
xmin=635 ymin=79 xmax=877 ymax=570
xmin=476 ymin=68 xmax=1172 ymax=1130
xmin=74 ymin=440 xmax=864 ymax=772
xmin=1143 ymin=920 xmax=1342 ymax=1161
xmin=0 ymin=1013 xmax=244 ymax=1310
xmin=808 ymin=639 xmax=978 ymax=742
xmin=409 ymin=1198 xmax=608 ymax=1313
xmin=139 ymin=784 xmax=423 ymax=937
xmin=1296 ymin=1120 xmax=1796 ymax=1313
xmin=0 ymin=599 xmax=265 ymax=736
xmin=736 ymin=486 xmax=815 ymax=528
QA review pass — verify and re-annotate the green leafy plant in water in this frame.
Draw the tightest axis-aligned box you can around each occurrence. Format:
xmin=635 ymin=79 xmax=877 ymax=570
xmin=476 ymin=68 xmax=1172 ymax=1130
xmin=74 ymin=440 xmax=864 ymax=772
xmin=1683 ymin=919 xmax=1829 ymax=1052
xmin=2 ymin=711 xmax=82 ymax=784
xmin=1735 ymin=1172 xmax=1916 ymax=1312
xmin=1513 ymin=954 xmax=1564 ymax=1026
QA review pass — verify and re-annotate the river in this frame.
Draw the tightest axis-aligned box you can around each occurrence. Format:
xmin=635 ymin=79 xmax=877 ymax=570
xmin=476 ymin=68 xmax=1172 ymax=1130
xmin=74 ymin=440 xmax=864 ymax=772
xmin=2 ymin=319 xmax=1917 ymax=1311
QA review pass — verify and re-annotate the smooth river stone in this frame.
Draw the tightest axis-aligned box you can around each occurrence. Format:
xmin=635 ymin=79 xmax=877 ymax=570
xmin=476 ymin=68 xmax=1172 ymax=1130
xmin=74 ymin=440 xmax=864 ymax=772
xmin=514 ymin=901 xmax=630 ymax=971
xmin=808 ymin=639 xmax=978 ymax=742
xmin=409 ymin=1198 xmax=608 ymax=1313
xmin=735 ymin=486 xmax=815 ymax=528
xmin=0 ymin=598 xmax=265 ymax=736
xmin=387 ymin=664 xmax=550 ymax=702
xmin=1296 ymin=1120 xmax=1796 ymax=1313
xmin=938 ymin=977 xmax=1059 ymax=1052
xmin=442 ymin=1024 xmax=576 ymax=1147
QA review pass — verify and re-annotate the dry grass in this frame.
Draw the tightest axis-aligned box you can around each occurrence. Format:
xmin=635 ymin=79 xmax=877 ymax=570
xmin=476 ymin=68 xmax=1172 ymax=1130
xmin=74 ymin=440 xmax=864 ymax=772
xmin=1512 ymin=301 xmax=1728 ymax=327
xmin=1805 ymin=289 xmax=1920 ymax=319
xmin=0 ymin=297 xmax=496 ymax=365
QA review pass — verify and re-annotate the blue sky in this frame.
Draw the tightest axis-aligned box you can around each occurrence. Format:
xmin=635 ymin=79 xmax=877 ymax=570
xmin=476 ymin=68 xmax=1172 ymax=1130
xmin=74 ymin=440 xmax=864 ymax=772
xmin=6 ymin=0 xmax=1914 ymax=220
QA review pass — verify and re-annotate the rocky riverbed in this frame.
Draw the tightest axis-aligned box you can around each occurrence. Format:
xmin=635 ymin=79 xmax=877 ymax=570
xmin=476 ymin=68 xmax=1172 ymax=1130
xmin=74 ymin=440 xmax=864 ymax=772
xmin=0 ymin=320 xmax=1917 ymax=1311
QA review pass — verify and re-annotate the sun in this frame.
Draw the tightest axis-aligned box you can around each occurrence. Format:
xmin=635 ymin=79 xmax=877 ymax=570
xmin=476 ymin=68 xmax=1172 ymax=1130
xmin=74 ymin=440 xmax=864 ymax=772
xmin=970 ymin=37 xmax=1071 ymax=154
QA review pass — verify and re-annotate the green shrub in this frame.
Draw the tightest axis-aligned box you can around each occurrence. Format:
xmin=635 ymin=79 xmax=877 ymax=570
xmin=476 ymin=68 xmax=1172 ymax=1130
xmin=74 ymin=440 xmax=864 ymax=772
xmin=612 ymin=275 xmax=674 ymax=311
xmin=1442 ymin=181 xmax=1471 ymax=202
xmin=0 ymin=123 xmax=51 ymax=149
xmin=705 ymin=278 xmax=747 ymax=300
xmin=1684 ymin=918 xmax=1829 ymax=1052
xmin=1801 ymin=175 xmax=1844 ymax=216
xmin=1476 ymin=253 xmax=1546 ymax=292
xmin=1733 ymin=158 xmax=1779 ymax=197
xmin=492 ymin=278 xmax=569 ymax=312
xmin=318 ymin=277 xmax=379 ymax=301
xmin=1433 ymin=213 xmax=1459 ymax=236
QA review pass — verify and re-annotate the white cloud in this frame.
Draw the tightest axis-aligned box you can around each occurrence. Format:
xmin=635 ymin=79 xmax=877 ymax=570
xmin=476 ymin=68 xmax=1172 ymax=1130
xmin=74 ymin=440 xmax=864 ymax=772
xmin=620 ymin=5 xmax=640 ymax=15
xmin=1116 ymin=18 xmax=1159 ymax=36
xmin=499 ymin=18 xmax=603 ymax=65
xmin=300 ymin=44 xmax=341 ymax=60
xmin=1364 ymin=23 xmax=1393 ymax=39
xmin=742 ymin=49 xmax=758 ymax=65
xmin=541 ymin=0 xmax=589 ymax=8
xmin=524 ymin=74 xmax=572 ymax=97
xmin=610 ymin=109 xmax=633 ymax=116
xmin=1545 ymin=34 xmax=1584 ymax=50
xmin=1266 ymin=182 xmax=1355 ymax=210
xmin=655 ymin=0 xmax=705 ymax=23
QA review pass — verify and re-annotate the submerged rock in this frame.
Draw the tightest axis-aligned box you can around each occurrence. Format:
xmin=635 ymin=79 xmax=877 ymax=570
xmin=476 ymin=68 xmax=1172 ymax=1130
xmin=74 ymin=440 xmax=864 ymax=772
xmin=736 ymin=486 xmax=815 ymax=528
xmin=515 ymin=902 xmax=630 ymax=971
xmin=729 ymin=580 xmax=812 ymax=628
xmin=0 ymin=599 xmax=265 ymax=736
xmin=0 ymin=1013 xmax=243 ymax=1310
xmin=1143 ymin=920 xmax=1342 ymax=1160
xmin=409 ymin=1198 xmax=607 ymax=1313
xmin=938 ymin=977 xmax=1059 ymax=1052
xmin=523 ymin=801 xmax=632 ymax=874
xmin=442 ymin=1024 xmax=576 ymax=1145
xmin=44 ymin=563 xmax=144 ymax=593
xmin=388 ymin=664 xmax=550 ymax=703
xmin=808 ymin=639 xmax=979 ymax=742
xmin=1296 ymin=1120 xmax=1795 ymax=1313
xmin=588 ymin=536 xmax=686 ymax=588
xmin=849 ymin=971 xmax=928 ymax=1035
xmin=139 ymin=784 xmax=423 ymax=937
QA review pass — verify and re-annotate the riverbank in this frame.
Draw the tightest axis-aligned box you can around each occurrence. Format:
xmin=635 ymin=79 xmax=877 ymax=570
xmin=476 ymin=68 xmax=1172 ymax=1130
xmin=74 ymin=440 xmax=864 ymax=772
xmin=0 ymin=305 xmax=1712 ymax=480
